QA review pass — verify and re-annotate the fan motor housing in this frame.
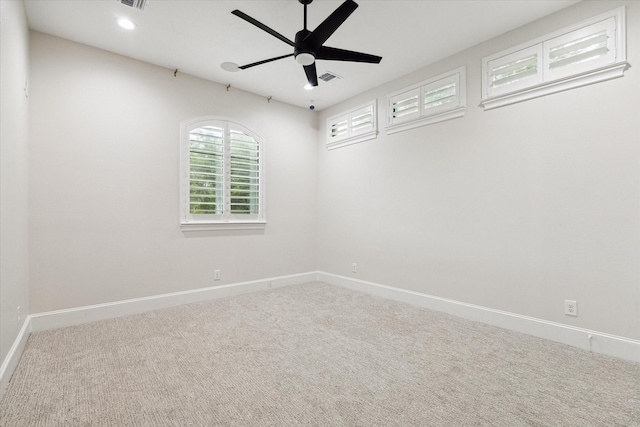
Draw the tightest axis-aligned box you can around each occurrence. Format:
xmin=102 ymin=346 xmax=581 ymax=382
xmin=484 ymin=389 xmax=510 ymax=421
xmin=294 ymin=29 xmax=315 ymax=64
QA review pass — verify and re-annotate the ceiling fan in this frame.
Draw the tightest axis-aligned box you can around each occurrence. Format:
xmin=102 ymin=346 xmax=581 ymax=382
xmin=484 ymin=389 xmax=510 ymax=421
xmin=231 ymin=0 xmax=382 ymax=87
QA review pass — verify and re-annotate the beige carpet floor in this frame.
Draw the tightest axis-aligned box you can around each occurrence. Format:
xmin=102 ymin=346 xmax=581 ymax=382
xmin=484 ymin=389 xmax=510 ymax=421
xmin=1 ymin=282 xmax=639 ymax=426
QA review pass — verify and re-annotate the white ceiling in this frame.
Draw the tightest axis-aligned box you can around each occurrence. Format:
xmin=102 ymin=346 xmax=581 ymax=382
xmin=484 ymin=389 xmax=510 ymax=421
xmin=23 ymin=0 xmax=580 ymax=111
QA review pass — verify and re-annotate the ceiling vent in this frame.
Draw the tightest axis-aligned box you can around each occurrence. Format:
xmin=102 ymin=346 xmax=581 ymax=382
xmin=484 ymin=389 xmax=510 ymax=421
xmin=319 ymin=72 xmax=342 ymax=83
xmin=117 ymin=0 xmax=147 ymax=11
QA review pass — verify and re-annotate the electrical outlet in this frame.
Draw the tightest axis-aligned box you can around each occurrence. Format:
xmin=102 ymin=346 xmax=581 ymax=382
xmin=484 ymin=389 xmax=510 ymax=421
xmin=564 ymin=300 xmax=578 ymax=317
xmin=352 ymin=263 xmax=357 ymax=273
xmin=214 ymin=270 xmax=221 ymax=281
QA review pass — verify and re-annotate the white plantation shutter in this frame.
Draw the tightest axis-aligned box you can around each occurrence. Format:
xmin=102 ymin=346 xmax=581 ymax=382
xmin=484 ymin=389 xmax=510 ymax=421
xmin=188 ymin=126 xmax=224 ymax=215
xmin=386 ymin=66 xmax=466 ymax=134
xmin=423 ymin=73 xmax=461 ymax=115
xmin=486 ymin=45 xmax=542 ymax=98
xmin=543 ymin=17 xmax=616 ymax=81
xmin=390 ymin=89 xmax=420 ymax=125
xmin=326 ymin=101 xmax=377 ymax=150
xmin=229 ymin=129 xmax=260 ymax=216
xmin=350 ymin=105 xmax=375 ymax=138
xmin=328 ymin=114 xmax=349 ymax=143
xmin=181 ymin=118 xmax=265 ymax=230
xmin=481 ymin=7 xmax=627 ymax=110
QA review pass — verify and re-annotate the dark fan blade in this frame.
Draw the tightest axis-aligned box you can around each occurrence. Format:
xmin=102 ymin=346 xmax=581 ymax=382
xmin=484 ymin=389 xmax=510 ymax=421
xmin=232 ymin=10 xmax=295 ymax=47
xmin=316 ymin=46 xmax=382 ymax=64
xmin=239 ymin=53 xmax=295 ymax=70
xmin=304 ymin=0 xmax=358 ymax=50
xmin=304 ymin=63 xmax=318 ymax=87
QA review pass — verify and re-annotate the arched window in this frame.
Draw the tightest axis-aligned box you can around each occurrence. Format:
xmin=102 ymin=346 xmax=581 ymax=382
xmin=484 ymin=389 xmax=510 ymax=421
xmin=180 ymin=117 xmax=265 ymax=231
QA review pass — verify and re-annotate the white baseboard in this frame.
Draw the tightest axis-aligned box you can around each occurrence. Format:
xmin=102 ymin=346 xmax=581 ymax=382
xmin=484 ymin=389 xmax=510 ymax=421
xmin=29 ymin=272 xmax=319 ymax=332
xmin=318 ymin=272 xmax=640 ymax=364
xmin=0 ymin=317 xmax=31 ymax=397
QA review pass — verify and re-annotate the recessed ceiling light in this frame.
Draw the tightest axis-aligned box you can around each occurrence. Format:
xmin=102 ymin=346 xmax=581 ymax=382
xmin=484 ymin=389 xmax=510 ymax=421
xmin=117 ymin=18 xmax=136 ymax=30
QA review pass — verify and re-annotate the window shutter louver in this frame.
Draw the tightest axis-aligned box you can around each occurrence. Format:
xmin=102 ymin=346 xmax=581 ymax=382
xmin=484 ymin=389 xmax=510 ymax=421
xmin=422 ymin=73 xmax=461 ymax=116
xmin=548 ymin=32 xmax=609 ymax=69
xmin=189 ymin=126 xmax=224 ymax=215
xmin=229 ymin=129 xmax=260 ymax=215
xmin=543 ymin=17 xmax=616 ymax=81
xmin=486 ymin=45 xmax=542 ymax=97
xmin=390 ymin=90 xmax=420 ymax=124
xmin=329 ymin=115 xmax=349 ymax=142
xmin=350 ymin=105 xmax=374 ymax=137
xmin=491 ymin=55 xmax=538 ymax=88
xmin=424 ymin=83 xmax=456 ymax=109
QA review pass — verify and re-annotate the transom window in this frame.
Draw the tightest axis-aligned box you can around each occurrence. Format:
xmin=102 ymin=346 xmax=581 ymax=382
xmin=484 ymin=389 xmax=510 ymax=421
xmin=385 ymin=66 xmax=466 ymax=135
xmin=481 ymin=6 xmax=628 ymax=110
xmin=180 ymin=118 xmax=265 ymax=231
xmin=326 ymin=100 xmax=377 ymax=150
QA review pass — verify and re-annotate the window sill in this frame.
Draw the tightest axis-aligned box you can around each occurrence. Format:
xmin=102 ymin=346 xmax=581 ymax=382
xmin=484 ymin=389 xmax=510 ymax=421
xmin=326 ymin=131 xmax=377 ymax=151
xmin=385 ymin=106 xmax=466 ymax=135
xmin=481 ymin=61 xmax=630 ymax=111
xmin=180 ymin=221 xmax=266 ymax=232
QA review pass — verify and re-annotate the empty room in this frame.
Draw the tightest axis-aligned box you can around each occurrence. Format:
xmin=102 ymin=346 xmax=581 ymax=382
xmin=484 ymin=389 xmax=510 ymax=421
xmin=1 ymin=0 xmax=639 ymax=425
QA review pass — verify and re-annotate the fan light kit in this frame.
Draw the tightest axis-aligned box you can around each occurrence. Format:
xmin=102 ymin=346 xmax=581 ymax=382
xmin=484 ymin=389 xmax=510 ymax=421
xmin=295 ymin=53 xmax=316 ymax=66
xmin=228 ymin=0 xmax=382 ymax=87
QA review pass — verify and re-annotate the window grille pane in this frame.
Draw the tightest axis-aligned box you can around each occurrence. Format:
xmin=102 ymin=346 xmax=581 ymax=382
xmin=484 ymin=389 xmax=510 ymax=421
xmin=230 ymin=130 xmax=260 ymax=214
xmin=189 ymin=126 xmax=223 ymax=214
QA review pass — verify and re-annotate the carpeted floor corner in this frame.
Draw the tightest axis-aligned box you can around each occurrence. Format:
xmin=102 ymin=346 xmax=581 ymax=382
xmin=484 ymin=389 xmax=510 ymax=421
xmin=1 ymin=282 xmax=639 ymax=426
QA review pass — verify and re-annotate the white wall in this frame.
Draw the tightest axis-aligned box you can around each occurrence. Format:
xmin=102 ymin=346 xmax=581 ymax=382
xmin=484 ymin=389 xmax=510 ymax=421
xmin=317 ymin=0 xmax=640 ymax=340
xmin=0 ymin=0 xmax=30 ymax=364
xmin=16 ymin=0 xmax=640 ymax=345
xmin=28 ymin=32 xmax=318 ymax=313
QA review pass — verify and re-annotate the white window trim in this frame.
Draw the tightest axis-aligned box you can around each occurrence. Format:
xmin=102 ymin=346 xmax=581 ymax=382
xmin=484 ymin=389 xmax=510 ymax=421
xmin=385 ymin=66 xmax=466 ymax=135
xmin=180 ymin=117 xmax=266 ymax=232
xmin=481 ymin=6 xmax=629 ymax=110
xmin=326 ymin=100 xmax=377 ymax=150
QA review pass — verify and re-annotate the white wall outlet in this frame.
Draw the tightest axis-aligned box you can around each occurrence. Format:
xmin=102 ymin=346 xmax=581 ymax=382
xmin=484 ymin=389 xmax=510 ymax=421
xmin=214 ymin=270 xmax=221 ymax=281
xmin=564 ymin=300 xmax=578 ymax=316
xmin=352 ymin=263 xmax=357 ymax=273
